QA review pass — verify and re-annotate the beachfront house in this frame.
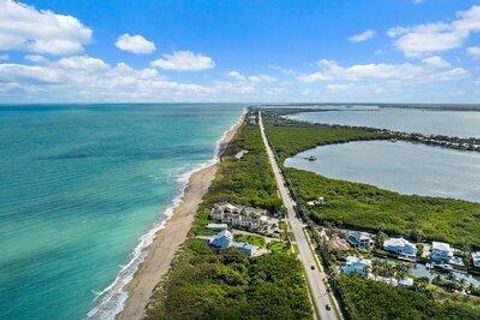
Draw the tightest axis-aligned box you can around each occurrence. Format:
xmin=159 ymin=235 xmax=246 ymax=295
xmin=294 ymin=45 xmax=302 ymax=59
xmin=233 ymin=242 xmax=257 ymax=256
xmin=206 ymin=223 xmax=228 ymax=231
xmin=209 ymin=229 xmax=234 ymax=249
xmin=449 ymin=256 xmax=465 ymax=268
xmin=235 ymin=149 xmax=248 ymax=160
xmin=347 ymin=231 xmax=374 ymax=249
xmin=383 ymin=237 xmax=417 ymax=259
xmin=472 ymin=252 xmax=480 ymax=268
xmin=211 ymin=202 xmax=279 ymax=236
xmin=341 ymin=256 xmax=371 ymax=276
xmin=430 ymin=241 xmax=454 ymax=263
xmin=208 ymin=229 xmax=257 ymax=256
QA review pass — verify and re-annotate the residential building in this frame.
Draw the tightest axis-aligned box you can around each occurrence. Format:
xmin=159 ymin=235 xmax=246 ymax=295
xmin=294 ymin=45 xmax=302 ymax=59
xmin=383 ymin=237 xmax=417 ymax=259
xmin=306 ymin=196 xmax=325 ymax=207
xmin=430 ymin=241 xmax=454 ymax=263
xmin=206 ymin=223 xmax=228 ymax=231
xmin=472 ymin=252 xmax=480 ymax=268
xmin=235 ymin=149 xmax=248 ymax=160
xmin=209 ymin=229 xmax=234 ymax=249
xmin=449 ymin=256 xmax=465 ymax=268
xmin=347 ymin=231 xmax=374 ymax=249
xmin=211 ymin=202 xmax=279 ymax=236
xmin=233 ymin=242 xmax=257 ymax=256
xmin=341 ymin=256 xmax=371 ymax=276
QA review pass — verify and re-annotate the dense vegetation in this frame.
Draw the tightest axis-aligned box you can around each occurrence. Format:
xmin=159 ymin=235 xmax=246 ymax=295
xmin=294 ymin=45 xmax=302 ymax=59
xmin=147 ymin=241 xmax=311 ymax=320
xmin=264 ymin=122 xmax=388 ymax=162
xmin=208 ymin=123 xmax=283 ymax=211
xmin=285 ymin=167 xmax=480 ymax=248
xmin=264 ymin=121 xmax=480 ymax=248
xmin=146 ymin=121 xmax=312 ymax=320
xmin=340 ymin=276 xmax=480 ymax=320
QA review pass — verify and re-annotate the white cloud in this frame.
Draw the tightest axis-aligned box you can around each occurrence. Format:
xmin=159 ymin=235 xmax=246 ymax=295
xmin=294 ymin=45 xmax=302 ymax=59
xmin=24 ymin=54 xmax=48 ymax=64
xmin=467 ymin=46 xmax=480 ymax=60
xmin=388 ymin=5 xmax=480 ymax=57
xmin=227 ymin=70 xmax=246 ymax=81
xmin=115 ymin=33 xmax=156 ymax=54
xmin=57 ymin=55 xmax=109 ymax=71
xmin=227 ymin=70 xmax=276 ymax=83
xmin=348 ymin=30 xmax=375 ymax=43
xmin=326 ymin=83 xmax=353 ymax=93
xmin=151 ymin=50 xmax=214 ymax=71
xmin=0 ymin=0 xmax=92 ymax=55
xmin=0 ymin=63 xmax=65 ymax=83
xmin=0 ymin=55 xmax=211 ymax=101
xmin=298 ymin=58 xmax=466 ymax=84
xmin=421 ymin=56 xmax=450 ymax=68
xmin=248 ymin=75 xmax=277 ymax=83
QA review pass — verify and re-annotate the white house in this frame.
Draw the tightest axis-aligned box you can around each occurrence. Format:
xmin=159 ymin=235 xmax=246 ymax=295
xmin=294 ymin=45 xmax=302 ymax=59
xmin=472 ymin=252 xmax=480 ymax=268
xmin=211 ymin=202 xmax=278 ymax=236
xmin=235 ymin=149 xmax=248 ymax=160
xmin=347 ymin=231 xmax=374 ymax=249
xmin=383 ymin=237 xmax=417 ymax=259
xmin=206 ymin=223 xmax=228 ymax=231
xmin=341 ymin=256 xmax=371 ymax=276
xmin=430 ymin=241 xmax=454 ymax=263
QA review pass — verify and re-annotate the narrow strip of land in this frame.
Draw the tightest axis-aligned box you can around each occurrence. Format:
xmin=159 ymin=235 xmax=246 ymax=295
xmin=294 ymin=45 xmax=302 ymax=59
xmin=259 ymin=112 xmax=339 ymax=320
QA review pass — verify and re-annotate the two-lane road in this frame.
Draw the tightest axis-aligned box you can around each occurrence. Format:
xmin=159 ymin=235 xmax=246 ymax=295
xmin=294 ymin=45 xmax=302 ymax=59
xmin=258 ymin=112 xmax=339 ymax=320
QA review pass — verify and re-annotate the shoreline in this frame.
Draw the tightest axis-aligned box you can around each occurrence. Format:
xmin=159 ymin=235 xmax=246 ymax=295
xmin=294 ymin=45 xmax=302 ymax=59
xmin=89 ymin=113 xmax=244 ymax=320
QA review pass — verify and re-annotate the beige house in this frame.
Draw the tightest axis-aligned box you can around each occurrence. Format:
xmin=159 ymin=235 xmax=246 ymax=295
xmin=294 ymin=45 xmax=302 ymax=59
xmin=211 ymin=202 xmax=280 ymax=236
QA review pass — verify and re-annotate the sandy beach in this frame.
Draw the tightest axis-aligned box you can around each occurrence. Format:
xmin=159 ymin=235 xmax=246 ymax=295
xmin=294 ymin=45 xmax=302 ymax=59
xmin=117 ymin=119 xmax=242 ymax=320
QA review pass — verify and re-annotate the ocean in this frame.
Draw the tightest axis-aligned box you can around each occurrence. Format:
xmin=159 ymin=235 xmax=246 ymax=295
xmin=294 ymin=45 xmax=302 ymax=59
xmin=0 ymin=103 xmax=245 ymax=320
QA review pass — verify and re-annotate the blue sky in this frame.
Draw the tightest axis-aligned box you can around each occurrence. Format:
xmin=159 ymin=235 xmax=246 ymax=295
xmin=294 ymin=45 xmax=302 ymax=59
xmin=1 ymin=0 xmax=480 ymax=103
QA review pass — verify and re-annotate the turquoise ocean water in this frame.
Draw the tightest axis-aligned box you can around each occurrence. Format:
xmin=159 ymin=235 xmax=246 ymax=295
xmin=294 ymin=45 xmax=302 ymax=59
xmin=0 ymin=104 xmax=245 ymax=320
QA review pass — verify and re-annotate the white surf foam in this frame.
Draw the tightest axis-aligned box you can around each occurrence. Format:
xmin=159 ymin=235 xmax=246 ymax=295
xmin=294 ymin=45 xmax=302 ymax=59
xmin=87 ymin=109 xmax=246 ymax=320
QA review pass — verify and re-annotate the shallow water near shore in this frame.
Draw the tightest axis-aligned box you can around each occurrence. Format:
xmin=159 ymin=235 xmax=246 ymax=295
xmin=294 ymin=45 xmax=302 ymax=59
xmin=0 ymin=103 xmax=245 ymax=320
xmin=285 ymin=140 xmax=480 ymax=203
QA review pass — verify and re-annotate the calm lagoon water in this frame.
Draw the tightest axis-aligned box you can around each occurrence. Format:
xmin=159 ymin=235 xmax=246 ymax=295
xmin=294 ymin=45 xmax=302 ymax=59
xmin=285 ymin=140 xmax=480 ymax=203
xmin=289 ymin=108 xmax=480 ymax=138
xmin=0 ymin=104 xmax=245 ymax=320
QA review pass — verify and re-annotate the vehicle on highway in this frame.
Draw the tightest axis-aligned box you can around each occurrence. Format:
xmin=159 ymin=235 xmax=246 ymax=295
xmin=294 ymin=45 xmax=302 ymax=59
xmin=311 ymin=265 xmax=315 ymax=270
xmin=326 ymin=304 xmax=331 ymax=311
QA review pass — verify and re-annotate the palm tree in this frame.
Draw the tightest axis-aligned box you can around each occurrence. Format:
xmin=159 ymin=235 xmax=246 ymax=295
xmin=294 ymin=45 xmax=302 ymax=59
xmin=395 ymin=262 xmax=411 ymax=283
xmin=371 ymin=259 xmax=382 ymax=279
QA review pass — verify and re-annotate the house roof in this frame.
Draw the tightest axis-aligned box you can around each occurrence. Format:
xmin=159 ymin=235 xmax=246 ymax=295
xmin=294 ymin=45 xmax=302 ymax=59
xmin=472 ymin=251 xmax=480 ymax=262
xmin=206 ymin=223 xmax=228 ymax=230
xmin=348 ymin=231 xmax=372 ymax=241
xmin=345 ymin=255 xmax=371 ymax=266
xmin=432 ymin=241 xmax=452 ymax=252
xmin=233 ymin=242 xmax=256 ymax=251
xmin=384 ymin=237 xmax=415 ymax=248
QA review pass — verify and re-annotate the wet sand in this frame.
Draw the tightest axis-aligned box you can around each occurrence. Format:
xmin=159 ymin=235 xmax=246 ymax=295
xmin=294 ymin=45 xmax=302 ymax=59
xmin=117 ymin=120 xmax=242 ymax=320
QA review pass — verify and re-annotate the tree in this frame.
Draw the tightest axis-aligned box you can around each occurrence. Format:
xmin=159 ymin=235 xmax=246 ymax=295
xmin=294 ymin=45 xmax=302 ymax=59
xmin=375 ymin=231 xmax=388 ymax=250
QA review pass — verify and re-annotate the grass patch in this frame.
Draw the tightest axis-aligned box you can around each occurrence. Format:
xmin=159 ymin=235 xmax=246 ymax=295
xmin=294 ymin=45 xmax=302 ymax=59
xmin=235 ymin=234 xmax=266 ymax=248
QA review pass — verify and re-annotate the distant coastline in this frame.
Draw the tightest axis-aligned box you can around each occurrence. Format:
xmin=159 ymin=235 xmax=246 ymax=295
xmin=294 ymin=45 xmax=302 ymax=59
xmin=255 ymin=103 xmax=480 ymax=112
